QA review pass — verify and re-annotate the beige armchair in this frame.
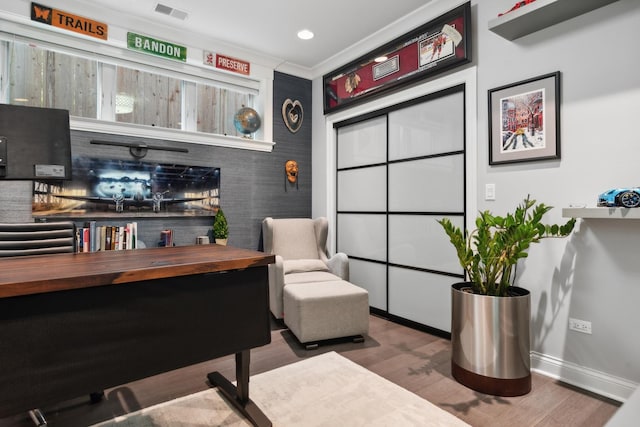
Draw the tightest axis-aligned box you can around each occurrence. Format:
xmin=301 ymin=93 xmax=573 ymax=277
xmin=262 ymin=217 xmax=369 ymax=348
xmin=262 ymin=217 xmax=347 ymax=318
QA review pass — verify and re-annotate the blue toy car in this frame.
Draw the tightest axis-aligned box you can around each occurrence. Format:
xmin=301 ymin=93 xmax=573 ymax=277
xmin=597 ymin=187 xmax=640 ymax=208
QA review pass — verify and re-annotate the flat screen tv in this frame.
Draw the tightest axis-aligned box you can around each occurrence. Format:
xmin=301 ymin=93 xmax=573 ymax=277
xmin=0 ymin=104 xmax=72 ymax=180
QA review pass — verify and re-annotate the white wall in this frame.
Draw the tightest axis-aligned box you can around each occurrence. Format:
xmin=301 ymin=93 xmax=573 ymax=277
xmin=312 ymin=0 xmax=640 ymax=401
xmin=477 ymin=0 xmax=640 ymax=401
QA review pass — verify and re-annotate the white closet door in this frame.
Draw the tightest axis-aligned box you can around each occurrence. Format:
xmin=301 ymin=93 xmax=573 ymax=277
xmin=337 ymin=114 xmax=389 ymax=312
xmin=337 ymin=213 xmax=386 ymax=262
xmin=388 ymin=91 xmax=464 ymax=160
xmin=337 ymin=116 xmax=387 ymax=169
xmin=388 ymin=267 xmax=454 ymax=332
xmin=349 ymin=259 xmax=387 ymax=311
xmin=388 ymin=154 xmax=464 ymax=213
xmin=388 ymin=214 xmax=463 ymax=274
xmin=386 ymin=89 xmax=464 ymax=332
xmin=336 ymin=86 xmax=465 ymax=333
xmin=337 ymin=166 xmax=386 ymax=212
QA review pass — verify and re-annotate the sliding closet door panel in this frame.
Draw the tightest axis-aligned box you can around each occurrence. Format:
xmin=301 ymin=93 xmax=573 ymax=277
xmin=389 ymin=214 xmax=464 ymax=274
xmin=337 ymin=214 xmax=386 ymax=262
xmin=337 ymin=166 xmax=386 ymax=212
xmin=388 ymin=154 xmax=464 ymax=212
xmin=388 ymin=92 xmax=464 ymax=161
xmin=388 ymin=267 xmax=453 ymax=332
xmin=336 ymin=85 xmax=465 ymax=332
xmin=337 ymin=116 xmax=387 ymax=169
xmin=349 ymin=259 xmax=387 ymax=310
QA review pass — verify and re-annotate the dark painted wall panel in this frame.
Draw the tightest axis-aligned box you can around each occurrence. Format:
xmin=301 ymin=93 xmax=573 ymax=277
xmin=269 ymin=71 xmax=313 ymax=219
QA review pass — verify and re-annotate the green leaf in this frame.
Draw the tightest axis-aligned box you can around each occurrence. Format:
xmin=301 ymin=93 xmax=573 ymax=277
xmin=437 ymin=196 xmax=575 ymax=297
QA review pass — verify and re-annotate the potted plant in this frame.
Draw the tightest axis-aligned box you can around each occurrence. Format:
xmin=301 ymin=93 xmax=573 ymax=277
xmin=213 ymin=208 xmax=229 ymax=245
xmin=437 ymin=195 xmax=575 ymax=396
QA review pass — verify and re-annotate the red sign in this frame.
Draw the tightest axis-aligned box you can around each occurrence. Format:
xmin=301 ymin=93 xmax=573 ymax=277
xmin=215 ymin=54 xmax=250 ymax=76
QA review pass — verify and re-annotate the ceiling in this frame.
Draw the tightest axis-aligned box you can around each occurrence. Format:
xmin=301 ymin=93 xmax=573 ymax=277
xmin=77 ymin=0 xmax=432 ymax=72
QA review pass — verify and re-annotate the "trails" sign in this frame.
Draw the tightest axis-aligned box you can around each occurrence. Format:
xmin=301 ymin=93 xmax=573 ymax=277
xmin=31 ymin=2 xmax=108 ymax=40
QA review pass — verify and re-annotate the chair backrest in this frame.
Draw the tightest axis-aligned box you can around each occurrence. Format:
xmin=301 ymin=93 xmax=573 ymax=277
xmin=0 ymin=221 xmax=76 ymax=257
xmin=263 ymin=217 xmax=328 ymax=261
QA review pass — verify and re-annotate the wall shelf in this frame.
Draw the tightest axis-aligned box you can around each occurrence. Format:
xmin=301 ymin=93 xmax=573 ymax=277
xmin=563 ymin=207 xmax=640 ymax=219
xmin=488 ymin=0 xmax=620 ymax=40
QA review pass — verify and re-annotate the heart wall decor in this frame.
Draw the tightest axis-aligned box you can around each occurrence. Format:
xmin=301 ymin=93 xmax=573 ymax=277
xmin=282 ymin=98 xmax=303 ymax=133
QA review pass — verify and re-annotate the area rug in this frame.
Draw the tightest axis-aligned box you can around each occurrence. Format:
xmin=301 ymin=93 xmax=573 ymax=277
xmin=91 ymin=351 xmax=469 ymax=426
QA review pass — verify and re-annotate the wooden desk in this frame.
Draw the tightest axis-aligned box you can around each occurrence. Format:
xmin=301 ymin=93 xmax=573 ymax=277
xmin=0 ymin=245 xmax=275 ymax=426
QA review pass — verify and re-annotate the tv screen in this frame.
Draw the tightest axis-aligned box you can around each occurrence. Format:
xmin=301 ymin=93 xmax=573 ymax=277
xmin=0 ymin=104 xmax=72 ymax=180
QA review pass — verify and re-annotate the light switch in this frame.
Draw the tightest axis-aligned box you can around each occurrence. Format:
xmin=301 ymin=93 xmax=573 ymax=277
xmin=485 ymin=183 xmax=496 ymax=200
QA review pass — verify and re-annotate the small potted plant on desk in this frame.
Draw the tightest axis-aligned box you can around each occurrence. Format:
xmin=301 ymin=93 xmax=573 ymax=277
xmin=213 ymin=208 xmax=229 ymax=245
xmin=437 ymin=195 xmax=575 ymax=396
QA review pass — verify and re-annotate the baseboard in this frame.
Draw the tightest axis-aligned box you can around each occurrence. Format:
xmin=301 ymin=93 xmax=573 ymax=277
xmin=531 ymin=352 xmax=638 ymax=403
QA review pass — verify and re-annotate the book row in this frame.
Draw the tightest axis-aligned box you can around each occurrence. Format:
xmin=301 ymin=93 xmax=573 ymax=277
xmin=77 ymin=221 xmax=138 ymax=252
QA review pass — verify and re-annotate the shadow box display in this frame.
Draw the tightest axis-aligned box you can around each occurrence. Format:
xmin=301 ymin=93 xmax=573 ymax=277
xmin=323 ymin=2 xmax=470 ymax=114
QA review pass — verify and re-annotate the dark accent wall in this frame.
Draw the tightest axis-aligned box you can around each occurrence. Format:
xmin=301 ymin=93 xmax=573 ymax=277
xmin=0 ymin=71 xmax=312 ymax=251
xmin=271 ymin=71 xmax=313 ymax=217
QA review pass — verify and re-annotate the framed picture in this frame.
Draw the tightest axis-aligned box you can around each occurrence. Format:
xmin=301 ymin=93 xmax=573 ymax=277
xmin=488 ymin=71 xmax=560 ymax=165
xmin=323 ymin=2 xmax=470 ymax=114
xmin=33 ymin=156 xmax=220 ymax=218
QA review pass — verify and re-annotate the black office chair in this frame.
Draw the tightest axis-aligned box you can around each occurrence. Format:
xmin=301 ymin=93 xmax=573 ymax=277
xmin=0 ymin=222 xmax=103 ymax=426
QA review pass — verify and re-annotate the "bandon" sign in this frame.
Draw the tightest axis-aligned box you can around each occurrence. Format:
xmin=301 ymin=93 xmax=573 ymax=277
xmin=127 ymin=32 xmax=187 ymax=62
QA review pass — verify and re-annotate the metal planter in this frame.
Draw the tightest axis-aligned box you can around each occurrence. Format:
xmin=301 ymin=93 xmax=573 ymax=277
xmin=450 ymin=282 xmax=532 ymax=396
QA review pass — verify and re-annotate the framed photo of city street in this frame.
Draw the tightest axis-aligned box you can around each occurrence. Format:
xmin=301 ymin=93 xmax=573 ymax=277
xmin=488 ymin=71 xmax=560 ymax=165
xmin=323 ymin=2 xmax=470 ymax=114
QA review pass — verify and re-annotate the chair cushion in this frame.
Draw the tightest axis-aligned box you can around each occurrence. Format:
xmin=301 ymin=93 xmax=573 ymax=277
xmin=284 ymin=271 xmax=341 ymax=285
xmin=284 ymin=259 xmax=328 ymax=274
xmin=271 ymin=219 xmax=319 ymax=260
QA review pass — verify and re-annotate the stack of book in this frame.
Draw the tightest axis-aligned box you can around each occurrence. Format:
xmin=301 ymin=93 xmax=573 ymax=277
xmin=77 ymin=221 xmax=138 ymax=252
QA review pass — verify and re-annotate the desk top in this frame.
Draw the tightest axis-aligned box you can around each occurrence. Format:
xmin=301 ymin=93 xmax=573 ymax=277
xmin=0 ymin=244 xmax=274 ymax=299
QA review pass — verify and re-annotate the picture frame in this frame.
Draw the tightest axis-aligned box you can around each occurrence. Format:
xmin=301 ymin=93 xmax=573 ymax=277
xmin=33 ymin=156 xmax=220 ymax=218
xmin=323 ymin=2 xmax=470 ymax=114
xmin=488 ymin=71 xmax=561 ymax=165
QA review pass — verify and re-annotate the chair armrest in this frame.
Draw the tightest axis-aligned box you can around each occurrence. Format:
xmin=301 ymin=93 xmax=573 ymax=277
xmin=268 ymin=255 xmax=286 ymax=319
xmin=326 ymin=252 xmax=349 ymax=281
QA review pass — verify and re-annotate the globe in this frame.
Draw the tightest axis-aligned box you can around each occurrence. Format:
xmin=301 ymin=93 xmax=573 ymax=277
xmin=233 ymin=107 xmax=261 ymax=135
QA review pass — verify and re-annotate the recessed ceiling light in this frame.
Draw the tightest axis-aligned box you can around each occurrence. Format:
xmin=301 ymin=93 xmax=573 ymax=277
xmin=297 ymin=29 xmax=314 ymax=40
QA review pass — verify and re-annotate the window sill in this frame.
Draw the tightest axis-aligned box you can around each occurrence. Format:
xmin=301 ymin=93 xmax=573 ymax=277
xmin=71 ymin=117 xmax=275 ymax=152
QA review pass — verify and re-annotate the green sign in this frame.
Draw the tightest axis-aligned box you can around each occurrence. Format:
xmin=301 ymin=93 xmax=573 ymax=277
xmin=127 ymin=32 xmax=187 ymax=62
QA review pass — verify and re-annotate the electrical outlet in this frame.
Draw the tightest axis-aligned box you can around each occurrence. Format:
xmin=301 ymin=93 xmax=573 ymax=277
xmin=569 ymin=318 xmax=592 ymax=334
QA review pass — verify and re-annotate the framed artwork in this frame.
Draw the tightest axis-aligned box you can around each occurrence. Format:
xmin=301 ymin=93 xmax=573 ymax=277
xmin=33 ymin=156 xmax=220 ymax=218
xmin=488 ymin=71 xmax=561 ymax=165
xmin=323 ymin=2 xmax=470 ymax=114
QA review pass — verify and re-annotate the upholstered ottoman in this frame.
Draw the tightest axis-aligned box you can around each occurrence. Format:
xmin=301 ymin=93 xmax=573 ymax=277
xmin=283 ymin=280 xmax=369 ymax=348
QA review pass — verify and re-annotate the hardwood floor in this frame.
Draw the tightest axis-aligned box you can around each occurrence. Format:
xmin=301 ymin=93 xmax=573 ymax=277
xmin=0 ymin=314 xmax=620 ymax=427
